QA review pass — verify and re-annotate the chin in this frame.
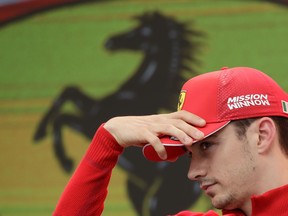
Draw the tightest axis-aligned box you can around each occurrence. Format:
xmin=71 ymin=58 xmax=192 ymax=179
xmin=211 ymin=194 xmax=235 ymax=210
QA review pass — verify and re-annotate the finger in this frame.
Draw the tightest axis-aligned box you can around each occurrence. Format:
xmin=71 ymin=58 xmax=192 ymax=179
xmin=143 ymin=130 xmax=167 ymax=160
xmin=151 ymin=116 xmax=204 ymax=143
xmin=172 ymin=110 xmax=206 ymax=127
xmin=158 ymin=123 xmax=194 ymax=145
xmin=168 ymin=118 xmax=204 ymax=141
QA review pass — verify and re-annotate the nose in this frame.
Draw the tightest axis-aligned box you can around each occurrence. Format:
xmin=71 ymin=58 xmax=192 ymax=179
xmin=187 ymin=160 xmax=207 ymax=181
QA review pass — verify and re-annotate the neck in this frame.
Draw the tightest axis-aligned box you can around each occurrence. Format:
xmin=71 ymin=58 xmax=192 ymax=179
xmin=258 ymin=146 xmax=288 ymax=192
xmin=243 ymin=145 xmax=288 ymax=215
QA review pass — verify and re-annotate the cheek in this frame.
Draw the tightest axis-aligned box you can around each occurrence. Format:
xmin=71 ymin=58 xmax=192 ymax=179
xmin=211 ymin=150 xmax=239 ymax=176
xmin=217 ymin=148 xmax=256 ymax=189
xmin=212 ymin=145 xmax=253 ymax=178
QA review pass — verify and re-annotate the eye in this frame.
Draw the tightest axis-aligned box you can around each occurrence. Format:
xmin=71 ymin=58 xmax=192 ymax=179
xmin=200 ymin=142 xmax=212 ymax=151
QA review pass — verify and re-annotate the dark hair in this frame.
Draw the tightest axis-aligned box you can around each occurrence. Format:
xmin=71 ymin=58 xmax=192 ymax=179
xmin=231 ymin=117 xmax=288 ymax=156
xmin=272 ymin=117 xmax=288 ymax=155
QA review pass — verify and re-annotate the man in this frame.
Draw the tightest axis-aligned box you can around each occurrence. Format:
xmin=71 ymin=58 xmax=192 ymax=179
xmin=53 ymin=67 xmax=288 ymax=215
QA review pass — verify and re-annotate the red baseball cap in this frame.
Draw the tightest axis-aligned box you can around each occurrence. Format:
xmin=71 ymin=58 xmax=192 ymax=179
xmin=143 ymin=67 xmax=288 ymax=161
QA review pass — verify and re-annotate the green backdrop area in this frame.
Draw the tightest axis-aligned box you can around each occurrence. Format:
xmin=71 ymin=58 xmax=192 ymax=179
xmin=1 ymin=0 xmax=288 ymax=215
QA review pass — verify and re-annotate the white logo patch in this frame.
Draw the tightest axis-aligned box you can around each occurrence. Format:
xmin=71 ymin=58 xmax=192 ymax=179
xmin=227 ymin=94 xmax=270 ymax=110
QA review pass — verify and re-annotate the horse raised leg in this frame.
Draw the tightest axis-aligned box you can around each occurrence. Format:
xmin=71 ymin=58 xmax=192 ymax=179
xmin=52 ymin=113 xmax=87 ymax=173
xmin=34 ymin=86 xmax=98 ymax=172
xmin=33 ymin=86 xmax=95 ymax=142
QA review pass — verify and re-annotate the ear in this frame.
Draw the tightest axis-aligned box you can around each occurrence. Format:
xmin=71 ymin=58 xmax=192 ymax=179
xmin=256 ymin=117 xmax=277 ymax=154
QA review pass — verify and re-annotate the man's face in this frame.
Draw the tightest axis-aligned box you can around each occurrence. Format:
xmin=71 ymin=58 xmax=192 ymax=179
xmin=186 ymin=122 xmax=259 ymax=210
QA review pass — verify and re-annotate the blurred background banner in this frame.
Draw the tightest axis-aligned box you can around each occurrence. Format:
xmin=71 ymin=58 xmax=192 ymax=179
xmin=0 ymin=0 xmax=102 ymax=27
xmin=1 ymin=0 xmax=288 ymax=215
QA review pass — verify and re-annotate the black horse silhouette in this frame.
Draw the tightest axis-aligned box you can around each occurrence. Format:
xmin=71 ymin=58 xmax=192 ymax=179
xmin=34 ymin=11 xmax=205 ymax=216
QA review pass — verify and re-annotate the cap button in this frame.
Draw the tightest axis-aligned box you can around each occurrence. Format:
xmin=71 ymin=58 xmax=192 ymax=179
xmin=221 ymin=66 xmax=229 ymax=70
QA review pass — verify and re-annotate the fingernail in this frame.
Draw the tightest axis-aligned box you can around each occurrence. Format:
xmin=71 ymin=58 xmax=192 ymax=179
xmin=200 ymin=119 xmax=206 ymax=125
xmin=161 ymin=154 xmax=167 ymax=160
xmin=195 ymin=131 xmax=204 ymax=139
xmin=184 ymin=137 xmax=192 ymax=144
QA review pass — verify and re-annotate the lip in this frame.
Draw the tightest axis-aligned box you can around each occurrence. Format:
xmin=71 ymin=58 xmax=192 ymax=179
xmin=200 ymin=183 xmax=216 ymax=192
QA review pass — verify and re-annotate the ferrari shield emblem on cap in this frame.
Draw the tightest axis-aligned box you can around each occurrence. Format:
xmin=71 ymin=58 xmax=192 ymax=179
xmin=177 ymin=90 xmax=186 ymax=110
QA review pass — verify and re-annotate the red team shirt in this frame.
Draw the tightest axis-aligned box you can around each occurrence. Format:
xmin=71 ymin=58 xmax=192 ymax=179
xmin=53 ymin=125 xmax=288 ymax=216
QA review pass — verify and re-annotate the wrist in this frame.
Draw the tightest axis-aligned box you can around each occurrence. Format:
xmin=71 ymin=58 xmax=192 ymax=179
xmin=86 ymin=124 xmax=124 ymax=167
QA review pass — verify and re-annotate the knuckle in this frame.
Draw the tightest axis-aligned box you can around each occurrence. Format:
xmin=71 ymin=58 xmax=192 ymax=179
xmin=148 ymin=136 xmax=160 ymax=145
xmin=163 ymin=124 xmax=174 ymax=132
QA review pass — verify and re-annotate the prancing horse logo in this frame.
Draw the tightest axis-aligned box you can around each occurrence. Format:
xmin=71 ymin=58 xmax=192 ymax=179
xmin=177 ymin=90 xmax=186 ymax=111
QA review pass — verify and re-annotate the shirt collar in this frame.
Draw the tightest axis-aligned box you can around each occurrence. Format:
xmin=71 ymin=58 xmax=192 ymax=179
xmin=222 ymin=184 xmax=288 ymax=216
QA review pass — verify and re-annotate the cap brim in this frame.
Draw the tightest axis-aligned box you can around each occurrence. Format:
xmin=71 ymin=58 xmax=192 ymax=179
xmin=142 ymin=121 xmax=230 ymax=162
